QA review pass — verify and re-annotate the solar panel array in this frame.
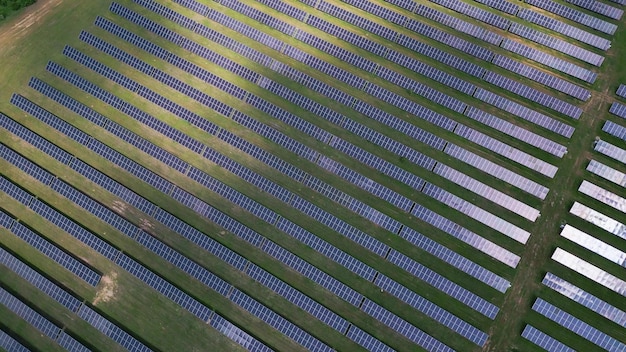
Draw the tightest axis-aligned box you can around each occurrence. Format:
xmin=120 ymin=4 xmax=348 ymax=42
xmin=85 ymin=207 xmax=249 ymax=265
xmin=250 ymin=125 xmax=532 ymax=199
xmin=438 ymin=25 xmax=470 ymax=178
xmin=521 ymin=65 xmax=626 ymax=349
xmin=0 ymin=0 xmax=624 ymax=350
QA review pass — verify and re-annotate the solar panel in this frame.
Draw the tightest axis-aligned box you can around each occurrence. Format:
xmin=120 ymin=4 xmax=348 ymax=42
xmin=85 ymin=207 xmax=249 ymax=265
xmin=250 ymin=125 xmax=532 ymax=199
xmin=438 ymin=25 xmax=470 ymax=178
xmin=411 ymin=202 xmax=520 ymax=268
xmin=473 ymin=88 xmax=576 ymax=137
xmin=245 ymin=263 xmax=350 ymax=332
xmin=78 ymin=304 xmax=152 ymax=351
xmin=474 ymin=0 xmax=520 ymax=15
xmin=508 ymin=22 xmax=604 ymax=66
xmin=430 ymin=0 xmax=511 ymax=30
xmin=491 ymin=54 xmax=590 ymax=101
xmin=416 ymin=5 xmax=503 ymax=45
xmin=565 ymin=0 xmax=623 ymax=20
xmin=345 ymin=325 xmax=394 ymax=352
xmin=570 ymin=202 xmax=626 ymax=241
xmin=0 ymin=286 xmax=61 ymax=339
xmin=525 ymin=0 xmax=618 ymax=35
xmin=560 ymin=224 xmax=626 ymax=266
xmin=230 ymin=289 xmax=334 ymax=352
xmin=29 ymin=196 xmax=120 ymax=260
xmin=209 ymin=314 xmax=274 ymax=352
xmin=542 ymin=272 xmax=626 ymax=327
xmin=374 ymin=274 xmax=488 ymax=345
xmin=0 ymin=246 xmax=82 ymax=313
xmin=532 ymin=298 xmax=626 ymax=350
xmin=0 ymin=144 xmax=54 ymax=185
xmin=433 ymin=163 xmax=540 ymax=221
xmin=521 ymin=324 xmax=575 ymax=352
xmin=387 ymin=248 xmax=501 ymax=317
xmin=396 ymin=227 xmax=510 ymax=293
xmin=0 ymin=328 xmax=29 ymax=352
xmin=617 ymin=84 xmax=626 ymax=98
xmin=423 ymin=182 xmax=532 ymax=243
xmin=603 ymin=120 xmax=626 ymax=141
xmin=587 ymin=160 xmax=626 ymax=187
xmin=552 ymin=247 xmax=626 ymax=295
xmin=361 ymin=299 xmax=454 ymax=352
xmin=57 ymin=331 xmax=91 ymax=352
xmin=610 ymin=102 xmax=626 ymax=119
xmin=453 ymin=124 xmax=559 ymax=178
xmin=594 ymin=140 xmax=626 ymax=165
xmin=483 ymin=71 xmax=583 ymax=118
xmin=0 ymin=204 xmax=101 ymax=286
xmin=500 ymin=39 xmax=597 ymax=83
xmin=517 ymin=8 xmax=611 ymax=50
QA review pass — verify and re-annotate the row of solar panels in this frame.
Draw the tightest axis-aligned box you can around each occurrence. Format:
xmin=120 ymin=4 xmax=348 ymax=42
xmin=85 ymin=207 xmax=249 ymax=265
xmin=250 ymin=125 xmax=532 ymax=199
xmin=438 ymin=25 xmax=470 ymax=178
xmin=0 ymin=2 xmax=545 ymax=349
xmin=0 ymin=174 xmax=151 ymax=352
xmin=4 ymin=35 xmax=507 ymax=352
xmin=108 ymin=2 xmax=540 ymax=248
xmin=432 ymin=0 xmax=607 ymax=69
xmin=520 ymin=109 xmax=626 ymax=349
xmin=170 ymin=0 xmax=582 ymax=150
xmin=255 ymin=0 xmax=590 ymax=124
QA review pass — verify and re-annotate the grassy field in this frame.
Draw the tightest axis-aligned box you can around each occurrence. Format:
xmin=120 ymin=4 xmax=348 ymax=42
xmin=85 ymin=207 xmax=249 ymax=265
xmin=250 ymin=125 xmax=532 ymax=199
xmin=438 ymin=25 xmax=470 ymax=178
xmin=0 ymin=0 xmax=625 ymax=351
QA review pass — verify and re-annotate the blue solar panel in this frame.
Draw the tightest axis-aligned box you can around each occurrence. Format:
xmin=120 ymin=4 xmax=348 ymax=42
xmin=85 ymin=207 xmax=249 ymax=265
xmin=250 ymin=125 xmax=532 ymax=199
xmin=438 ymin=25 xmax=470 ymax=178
xmin=57 ymin=331 xmax=91 ymax=352
xmin=275 ymin=217 xmax=378 ymax=282
xmin=261 ymin=240 xmax=363 ymax=306
xmin=0 ymin=204 xmax=100 ymax=287
xmin=10 ymin=93 xmax=91 ymax=145
xmin=610 ymin=102 xmax=626 ymax=119
xmin=375 ymin=274 xmax=488 ymax=345
xmin=345 ymin=325 xmax=394 ymax=352
xmin=532 ymin=298 xmax=626 ymax=351
xmin=522 ymin=325 xmax=575 ymax=352
xmin=246 ymin=263 xmax=350 ymax=332
xmin=28 ymin=197 xmax=118 ymax=270
xmin=387 ymin=248 xmax=501 ymax=316
xmin=116 ymin=253 xmax=214 ymax=321
xmin=230 ymin=288 xmax=334 ymax=352
xmin=208 ymin=313 xmax=274 ymax=352
xmin=69 ymin=159 xmax=156 ymax=215
xmin=0 ymin=246 xmax=82 ymax=312
xmin=361 ymin=299 xmax=454 ymax=352
xmin=0 ymin=144 xmax=54 ymax=185
xmin=603 ymin=121 xmax=626 ymax=141
xmin=0 ymin=286 xmax=61 ymax=339
xmin=0 ymin=115 xmax=74 ymax=165
xmin=78 ymin=305 xmax=152 ymax=352
xmin=153 ymin=209 xmax=250 ymax=269
xmin=0 ymin=328 xmax=29 ymax=352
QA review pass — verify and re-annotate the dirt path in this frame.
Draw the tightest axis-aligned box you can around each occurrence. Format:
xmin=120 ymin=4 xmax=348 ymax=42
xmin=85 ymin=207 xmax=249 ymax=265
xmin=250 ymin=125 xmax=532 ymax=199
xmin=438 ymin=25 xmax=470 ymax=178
xmin=0 ymin=0 xmax=63 ymax=50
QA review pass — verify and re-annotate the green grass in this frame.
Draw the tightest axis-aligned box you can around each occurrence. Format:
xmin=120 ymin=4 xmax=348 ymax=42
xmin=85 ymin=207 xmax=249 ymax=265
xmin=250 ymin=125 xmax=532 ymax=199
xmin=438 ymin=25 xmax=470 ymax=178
xmin=1 ymin=0 xmax=626 ymax=351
